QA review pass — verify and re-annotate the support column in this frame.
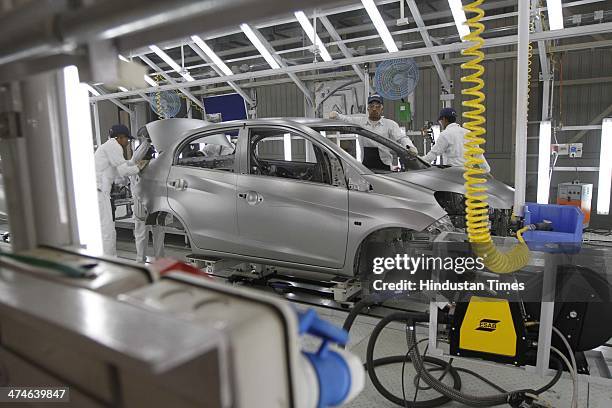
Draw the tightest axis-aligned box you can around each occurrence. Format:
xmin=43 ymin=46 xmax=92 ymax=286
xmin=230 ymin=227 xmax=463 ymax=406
xmin=513 ymin=0 xmax=530 ymax=216
xmin=0 ymin=71 xmax=81 ymax=250
xmin=92 ymin=101 xmax=102 ymax=148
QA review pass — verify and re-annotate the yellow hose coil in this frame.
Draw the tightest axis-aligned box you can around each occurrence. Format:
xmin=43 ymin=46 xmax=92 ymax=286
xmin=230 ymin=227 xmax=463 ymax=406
xmin=155 ymin=74 xmax=164 ymax=120
xmin=461 ymin=0 xmax=531 ymax=273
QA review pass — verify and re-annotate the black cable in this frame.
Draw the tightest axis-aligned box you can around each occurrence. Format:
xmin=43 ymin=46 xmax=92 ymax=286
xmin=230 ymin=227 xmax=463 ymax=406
xmin=412 ymin=344 xmax=429 ymax=404
xmin=401 ymin=338 xmax=428 ymax=408
xmin=366 ymin=312 xmax=462 ymax=408
xmin=342 ymin=298 xmax=564 ymax=406
xmin=532 ymin=355 xmax=564 ymax=395
xmin=452 ymin=367 xmax=507 ymax=393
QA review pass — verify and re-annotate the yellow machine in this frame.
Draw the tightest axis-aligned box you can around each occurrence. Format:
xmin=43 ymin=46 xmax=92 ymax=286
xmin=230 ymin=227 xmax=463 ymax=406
xmin=450 ymin=296 xmax=529 ymax=365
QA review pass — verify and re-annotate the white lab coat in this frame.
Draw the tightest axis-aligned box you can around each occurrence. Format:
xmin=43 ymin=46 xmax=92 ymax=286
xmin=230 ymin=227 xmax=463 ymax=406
xmin=336 ymin=114 xmax=417 ymax=166
xmin=420 ymin=123 xmax=491 ymax=173
xmin=94 ymin=138 xmax=140 ymax=256
xmin=128 ymin=140 xmax=166 ymax=263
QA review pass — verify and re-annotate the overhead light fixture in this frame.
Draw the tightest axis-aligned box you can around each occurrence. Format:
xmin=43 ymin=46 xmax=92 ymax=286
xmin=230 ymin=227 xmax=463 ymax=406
xmin=536 ymin=121 xmax=552 ymax=204
xmin=149 ymin=45 xmax=195 ymax=81
xmin=546 ymin=0 xmax=564 ymax=30
xmin=118 ymin=54 xmax=129 ymax=62
xmin=448 ymin=0 xmax=470 ymax=40
xmin=191 ymin=35 xmax=234 ymax=76
xmin=118 ymin=86 xmax=128 ymax=92
xmin=294 ymin=11 xmax=332 ymax=62
xmin=361 ymin=0 xmax=398 ymax=52
xmin=85 ymin=84 xmax=100 ymax=96
xmin=240 ymin=23 xmax=281 ymax=69
xmin=143 ymin=75 xmax=157 ymax=87
xmin=284 ymin=133 xmax=292 ymax=161
xmin=597 ymin=118 xmax=612 ymax=215
xmin=62 ymin=66 xmax=103 ymax=253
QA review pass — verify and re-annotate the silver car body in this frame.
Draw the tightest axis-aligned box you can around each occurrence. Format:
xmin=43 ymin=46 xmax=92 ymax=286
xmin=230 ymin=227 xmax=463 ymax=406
xmin=138 ymin=118 xmax=514 ymax=277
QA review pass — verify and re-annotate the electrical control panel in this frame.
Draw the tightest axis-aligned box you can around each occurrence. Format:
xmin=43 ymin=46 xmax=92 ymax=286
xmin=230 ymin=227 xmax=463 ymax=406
xmin=552 ymin=143 xmax=583 ymax=157
xmin=557 ymin=182 xmax=592 ymax=227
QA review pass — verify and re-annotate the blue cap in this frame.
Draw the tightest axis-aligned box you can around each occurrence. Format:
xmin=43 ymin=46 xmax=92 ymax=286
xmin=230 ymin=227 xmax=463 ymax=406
xmin=109 ymin=124 xmax=133 ymax=139
xmin=438 ymin=107 xmax=457 ymax=120
xmin=367 ymin=94 xmax=383 ymax=105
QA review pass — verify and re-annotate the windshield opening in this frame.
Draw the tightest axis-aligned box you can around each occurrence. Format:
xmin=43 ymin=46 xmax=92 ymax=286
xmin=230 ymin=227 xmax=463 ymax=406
xmin=311 ymin=126 xmax=430 ymax=173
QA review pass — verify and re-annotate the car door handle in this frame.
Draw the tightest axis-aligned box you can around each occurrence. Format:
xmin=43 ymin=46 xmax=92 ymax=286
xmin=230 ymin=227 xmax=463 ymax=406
xmin=168 ymin=179 xmax=188 ymax=191
xmin=238 ymin=191 xmax=263 ymax=206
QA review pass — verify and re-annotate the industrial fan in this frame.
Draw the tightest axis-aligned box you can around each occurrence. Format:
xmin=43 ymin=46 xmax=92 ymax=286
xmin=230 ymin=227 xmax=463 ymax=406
xmin=373 ymin=58 xmax=419 ymax=100
xmin=150 ymin=90 xmax=182 ymax=119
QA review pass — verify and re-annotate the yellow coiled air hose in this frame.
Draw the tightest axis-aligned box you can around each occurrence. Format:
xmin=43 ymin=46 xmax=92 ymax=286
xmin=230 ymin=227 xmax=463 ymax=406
xmin=461 ymin=0 xmax=531 ymax=273
xmin=155 ymin=74 xmax=164 ymax=120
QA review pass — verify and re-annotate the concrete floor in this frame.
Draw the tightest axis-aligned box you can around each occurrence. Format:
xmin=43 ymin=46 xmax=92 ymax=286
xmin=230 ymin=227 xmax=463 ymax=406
xmin=1 ymin=220 xmax=612 ymax=406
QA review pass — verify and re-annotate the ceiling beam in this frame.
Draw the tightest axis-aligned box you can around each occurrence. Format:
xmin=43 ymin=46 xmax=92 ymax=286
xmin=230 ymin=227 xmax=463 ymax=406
xmin=244 ymin=25 xmax=314 ymax=107
xmin=319 ymin=15 xmax=365 ymax=82
xmin=139 ymin=55 xmax=205 ymax=110
xmin=90 ymin=22 xmax=612 ymax=102
xmin=405 ymin=0 xmax=451 ymax=90
xmin=187 ymin=43 xmax=256 ymax=106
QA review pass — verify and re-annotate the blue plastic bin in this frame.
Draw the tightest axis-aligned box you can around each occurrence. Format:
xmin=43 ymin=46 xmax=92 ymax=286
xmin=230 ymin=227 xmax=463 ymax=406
xmin=522 ymin=203 xmax=584 ymax=252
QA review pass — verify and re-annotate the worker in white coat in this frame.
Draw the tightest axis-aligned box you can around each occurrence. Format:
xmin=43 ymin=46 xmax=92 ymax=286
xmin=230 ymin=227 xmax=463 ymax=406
xmin=94 ymin=125 xmax=145 ymax=256
xmin=329 ymin=94 xmax=418 ymax=170
xmin=127 ymin=139 xmax=166 ymax=263
xmin=420 ymin=107 xmax=491 ymax=173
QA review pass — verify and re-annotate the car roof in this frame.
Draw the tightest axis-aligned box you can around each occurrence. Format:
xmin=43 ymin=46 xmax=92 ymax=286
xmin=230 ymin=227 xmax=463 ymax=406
xmin=263 ymin=117 xmax=353 ymax=127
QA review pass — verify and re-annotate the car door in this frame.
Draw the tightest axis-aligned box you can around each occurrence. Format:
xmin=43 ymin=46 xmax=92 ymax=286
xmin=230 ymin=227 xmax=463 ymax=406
xmin=236 ymin=126 xmax=349 ymax=269
xmin=167 ymin=127 xmax=243 ymax=253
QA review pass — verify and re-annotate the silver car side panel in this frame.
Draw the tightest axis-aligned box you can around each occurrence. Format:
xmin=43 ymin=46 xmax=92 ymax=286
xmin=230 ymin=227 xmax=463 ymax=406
xmin=387 ymin=166 xmax=514 ymax=209
xmin=235 ymin=125 xmax=349 ymax=269
xmin=236 ymin=175 xmax=349 ymax=269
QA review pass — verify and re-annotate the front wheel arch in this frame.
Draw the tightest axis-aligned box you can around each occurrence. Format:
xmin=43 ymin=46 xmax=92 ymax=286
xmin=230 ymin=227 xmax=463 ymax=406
xmin=352 ymin=227 xmax=417 ymax=278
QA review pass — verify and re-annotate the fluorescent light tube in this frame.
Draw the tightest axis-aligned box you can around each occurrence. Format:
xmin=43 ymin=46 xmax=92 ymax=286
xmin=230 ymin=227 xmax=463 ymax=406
xmin=294 ymin=11 xmax=332 ymax=62
xmin=85 ymin=84 xmax=100 ymax=96
xmin=240 ymin=23 xmax=281 ymax=69
xmin=149 ymin=45 xmax=194 ymax=81
xmin=537 ymin=121 xmax=552 ymax=204
xmin=546 ymin=0 xmax=564 ymax=30
xmin=63 ymin=66 xmax=103 ymax=253
xmin=361 ymin=0 xmax=398 ymax=52
xmin=118 ymin=86 xmax=128 ymax=92
xmin=597 ymin=118 xmax=612 ymax=215
xmin=448 ymin=0 xmax=471 ymax=40
xmin=284 ymin=133 xmax=292 ymax=161
xmin=191 ymin=35 xmax=234 ymax=76
xmin=118 ymin=54 xmax=129 ymax=62
xmin=143 ymin=75 xmax=157 ymax=87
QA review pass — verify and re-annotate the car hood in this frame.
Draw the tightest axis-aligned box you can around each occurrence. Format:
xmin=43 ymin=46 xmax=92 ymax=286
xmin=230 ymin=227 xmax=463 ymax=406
xmin=144 ymin=118 xmax=209 ymax=153
xmin=384 ymin=166 xmax=515 ymax=209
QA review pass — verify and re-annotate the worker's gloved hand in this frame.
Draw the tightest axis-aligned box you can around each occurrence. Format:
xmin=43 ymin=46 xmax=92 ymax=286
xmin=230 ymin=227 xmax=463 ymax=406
xmin=329 ymin=111 xmax=339 ymax=119
xmin=406 ymin=146 xmax=418 ymax=156
xmin=137 ymin=160 xmax=149 ymax=171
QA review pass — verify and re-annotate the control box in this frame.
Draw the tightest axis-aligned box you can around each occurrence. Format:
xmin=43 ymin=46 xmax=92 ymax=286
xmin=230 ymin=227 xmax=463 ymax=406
xmin=552 ymin=143 xmax=583 ymax=157
xmin=556 ymin=182 xmax=592 ymax=227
